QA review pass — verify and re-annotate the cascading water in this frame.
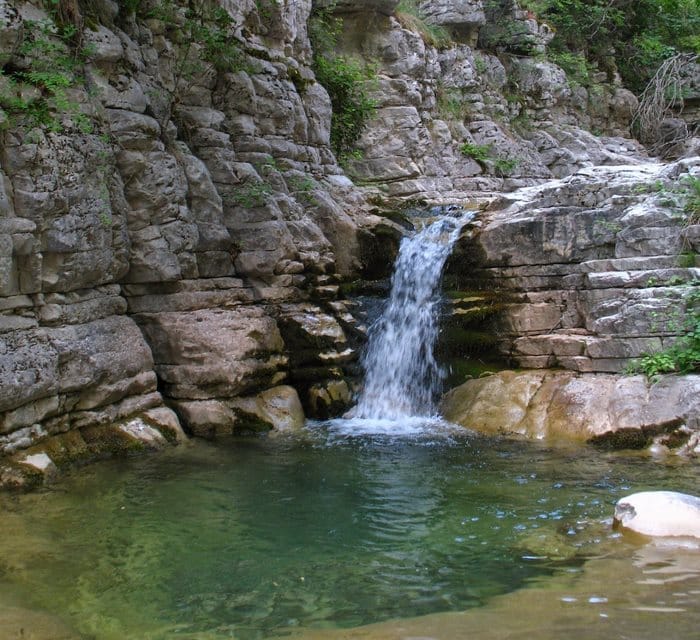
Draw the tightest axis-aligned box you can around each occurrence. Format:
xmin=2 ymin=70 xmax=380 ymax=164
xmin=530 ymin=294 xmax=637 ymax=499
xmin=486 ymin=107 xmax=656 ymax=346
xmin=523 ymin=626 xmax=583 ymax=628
xmin=349 ymin=211 xmax=473 ymax=421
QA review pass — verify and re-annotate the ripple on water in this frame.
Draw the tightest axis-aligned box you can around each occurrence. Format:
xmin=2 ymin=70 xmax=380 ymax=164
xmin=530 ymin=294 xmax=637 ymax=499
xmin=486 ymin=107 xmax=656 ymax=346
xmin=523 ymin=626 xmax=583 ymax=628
xmin=0 ymin=432 xmax=698 ymax=640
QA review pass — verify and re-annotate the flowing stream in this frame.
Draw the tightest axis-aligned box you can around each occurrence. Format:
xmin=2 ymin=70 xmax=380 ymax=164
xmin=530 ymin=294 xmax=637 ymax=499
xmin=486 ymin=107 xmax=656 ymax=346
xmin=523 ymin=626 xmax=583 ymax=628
xmin=350 ymin=212 xmax=471 ymax=420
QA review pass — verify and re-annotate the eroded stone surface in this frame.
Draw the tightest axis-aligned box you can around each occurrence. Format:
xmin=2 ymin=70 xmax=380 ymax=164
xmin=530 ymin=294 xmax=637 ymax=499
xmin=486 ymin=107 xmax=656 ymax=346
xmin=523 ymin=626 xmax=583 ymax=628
xmin=441 ymin=370 xmax=700 ymax=447
xmin=446 ymin=159 xmax=700 ymax=375
xmin=0 ymin=0 xmax=694 ymax=487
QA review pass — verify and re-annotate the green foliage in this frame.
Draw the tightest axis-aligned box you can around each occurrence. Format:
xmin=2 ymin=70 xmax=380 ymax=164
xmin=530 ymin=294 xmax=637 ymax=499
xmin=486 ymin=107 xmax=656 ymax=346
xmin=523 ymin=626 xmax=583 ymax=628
xmin=148 ymin=1 xmax=247 ymax=73
xmin=116 ymin=0 xmax=141 ymax=16
xmin=632 ymin=283 xmax=700 ymax=378
xmin=493 ymin=157 xmax=519 ymax=175
xmin=395 ymin=0 xmax=452 ymax=48
xmin=681 ymin=175 xmax=700 ymax=224
xmin=460 ymin=142 xmax=520 ymax=176
xmin=309 ymin=8 xmax=377 ymax=156
xmin=0 ymin=17 xmax=92 ymax=133
xmin=521 ymin=0 xmax=700 ymax=93
xmin=436 ymin=87 xmax=473 ymax=121
xmin=231 ymin=180 xmax=273 ymax=208
xmin=142 ymin=1 xmax=251 ymax=132
xmin=460 ymin=142 xmax=492 ymax=162
xmin=286 ymin=173 xmax=318 ymax=206
xmin=548 ymin=50 xmax=591 ymax=86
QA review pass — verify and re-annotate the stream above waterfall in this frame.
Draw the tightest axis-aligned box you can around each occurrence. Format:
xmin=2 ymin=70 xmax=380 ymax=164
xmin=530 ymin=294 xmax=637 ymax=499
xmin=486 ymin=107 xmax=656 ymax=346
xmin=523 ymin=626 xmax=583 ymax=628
xmin=1 ymin=431 xmax=699 ymax=640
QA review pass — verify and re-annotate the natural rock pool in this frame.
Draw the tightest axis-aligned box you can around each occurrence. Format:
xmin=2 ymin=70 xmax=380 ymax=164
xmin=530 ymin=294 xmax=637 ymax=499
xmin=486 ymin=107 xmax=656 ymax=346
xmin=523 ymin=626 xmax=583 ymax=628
xmin=1 ymin=421 xmax=699 ymax=640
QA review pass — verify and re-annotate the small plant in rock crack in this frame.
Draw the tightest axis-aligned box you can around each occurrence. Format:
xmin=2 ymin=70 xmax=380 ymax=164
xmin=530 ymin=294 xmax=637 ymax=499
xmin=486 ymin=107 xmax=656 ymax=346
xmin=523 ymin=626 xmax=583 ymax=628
xmin=395 ymin=0 xmax=452 ymax=48
xmin=681 ymin=175 xmax=700 ymax=225
xmin=287 ymin=174 xmax=319 ymax=206
xmin=0 ymin=17 xmax=93 ymax=133
xmin=230 ymin=180 xmax=273 ymax=208
xmin=629 ymin=282 xmax=700 ymax=378
xmin=309 ymin=7 xmax=377 ymax=157
xmin=460 ymin=142 xmax=519 ymax=176
xmin=459 ymin=142 xmax=492 ymax=162
xmin=493 ymin=157 xmax=519 ymax=176
xmin=145 ymin=1 xmax=254 ymax=133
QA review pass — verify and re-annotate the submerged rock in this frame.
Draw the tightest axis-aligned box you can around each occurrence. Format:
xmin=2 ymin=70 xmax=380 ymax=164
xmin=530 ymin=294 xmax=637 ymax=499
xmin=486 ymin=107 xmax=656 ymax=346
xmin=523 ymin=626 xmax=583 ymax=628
xmin=614 ymin=491 xmax=700 ymax=539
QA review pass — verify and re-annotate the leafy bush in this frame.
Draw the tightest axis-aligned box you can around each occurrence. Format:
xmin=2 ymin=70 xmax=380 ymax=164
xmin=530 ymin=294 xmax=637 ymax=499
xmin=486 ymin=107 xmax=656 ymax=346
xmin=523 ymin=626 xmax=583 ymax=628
xmin=681 ymin=175 xmax=700 ymax=224
xmin=460 ymin=142 xmax=519 ymax=176
xmin=632 ymin=284 xmax=700 ymax=378
xmin=309 ymin=8 xmax=377 ymax=157
xmin=493 ymin=157 xmax=519 ymax=176
xmin=459 ymin=142 xmax=492 ymax=161
xmin=0 ymin=16 xmax=92 ymax=133
xmin=436 ymin=87 xmax=473 ymax=121
xmin=522 ymin=0 xmax=700 ymax=93
xmin=548 ymin=50 xmax=591 ymax=86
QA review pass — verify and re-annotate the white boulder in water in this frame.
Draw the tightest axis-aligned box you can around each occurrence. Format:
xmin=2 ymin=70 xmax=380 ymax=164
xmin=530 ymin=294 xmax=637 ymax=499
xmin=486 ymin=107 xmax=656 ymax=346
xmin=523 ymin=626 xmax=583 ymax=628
xmin=614 ymin=491 xmax=700 ymax=538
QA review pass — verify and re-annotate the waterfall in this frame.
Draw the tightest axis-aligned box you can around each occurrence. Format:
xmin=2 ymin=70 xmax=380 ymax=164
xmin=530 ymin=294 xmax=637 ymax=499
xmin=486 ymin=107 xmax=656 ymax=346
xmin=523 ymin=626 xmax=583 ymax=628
xmin=350 ymin=212 xmax=472 ymax=421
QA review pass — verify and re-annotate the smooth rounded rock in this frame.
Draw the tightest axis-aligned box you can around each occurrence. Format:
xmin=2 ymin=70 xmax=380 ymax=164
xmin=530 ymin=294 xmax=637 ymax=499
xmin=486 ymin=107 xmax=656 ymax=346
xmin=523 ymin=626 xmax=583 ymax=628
xmin=614 ymin=491 xmax=700 ymax=538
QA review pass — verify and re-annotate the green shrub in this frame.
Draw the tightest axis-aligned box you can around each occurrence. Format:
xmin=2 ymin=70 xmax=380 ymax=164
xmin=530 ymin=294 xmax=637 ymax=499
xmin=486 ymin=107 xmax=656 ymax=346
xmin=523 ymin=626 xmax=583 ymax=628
xmin=309 ymin=8 xmax=377 ymax=156
xmin=0 ymin=17 xmax=92 ymax=133
xmin=681 ymin=175 xmax=700 ymax=224
xmin=231 ymin=180 xmax=273 ymax=208
xmin=548 ymin=50 xmax=591 ymax=86
xmin=493 ymin=157 xmax=519 ymax=176
xmin=436 ymin=87 xmax=472 ymax=121
xmin=522 ymin=0 xmax=700 ymax=93
xmin=459 ymin=141 xmax=492 ymax=162
xmin=632 ymin=284 xmax=700 ymax=378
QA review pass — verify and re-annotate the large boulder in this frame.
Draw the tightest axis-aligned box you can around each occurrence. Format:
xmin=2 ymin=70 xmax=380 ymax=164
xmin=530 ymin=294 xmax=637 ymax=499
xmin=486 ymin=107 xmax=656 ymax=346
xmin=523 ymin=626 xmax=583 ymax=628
xmin=440 ymin=370 xmax=700 ymax=448
xmin=614 ymin=491 xmax=700 ymax=538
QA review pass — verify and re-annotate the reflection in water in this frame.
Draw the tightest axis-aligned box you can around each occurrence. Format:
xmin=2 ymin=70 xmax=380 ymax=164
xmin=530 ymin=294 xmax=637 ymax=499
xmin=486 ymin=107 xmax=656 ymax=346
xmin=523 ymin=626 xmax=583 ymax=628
xmin=0 ymin=431 xmax=698 ymax=640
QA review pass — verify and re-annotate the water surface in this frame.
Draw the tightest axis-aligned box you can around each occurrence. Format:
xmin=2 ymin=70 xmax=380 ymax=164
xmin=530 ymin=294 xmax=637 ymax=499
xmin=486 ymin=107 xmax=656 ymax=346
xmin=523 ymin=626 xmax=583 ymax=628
xmin=0 ymin=423 xmax=699 ymax=639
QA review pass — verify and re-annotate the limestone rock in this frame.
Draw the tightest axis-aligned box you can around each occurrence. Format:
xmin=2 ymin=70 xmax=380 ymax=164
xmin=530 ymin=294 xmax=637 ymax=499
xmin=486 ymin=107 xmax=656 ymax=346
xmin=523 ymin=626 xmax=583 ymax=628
xmin=0 ymin=0 xmax=669 ymax=489
xmin=17 ymin=452 xmax=58 ymax=483
xmin=441 ymin=370 xmax=700 ymax=446
xmin=134 ymin=307 xmax=286 ymax=399
xmin=419 ymin=0 xmax=485 ymax=27
xmin=446 ymin=160 xmax=696 ymax=374
xmin=171 ymin=399 xmax=237 ymax=438
xmin=307 ymin=379 xmax=353 ymax=419
xmin=230 ymin=385 xmax=306 ymax=432
xmin=614 ymin=491 xmax=700 ymax=538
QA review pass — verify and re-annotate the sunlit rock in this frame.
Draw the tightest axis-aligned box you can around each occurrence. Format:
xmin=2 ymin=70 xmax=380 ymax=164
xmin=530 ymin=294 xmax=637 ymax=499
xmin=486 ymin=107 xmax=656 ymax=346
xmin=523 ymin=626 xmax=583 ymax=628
xmin=614 ymin=491 xmax=700 ymax=539
xmin=441 ymin=371 xmax=700 ymax=446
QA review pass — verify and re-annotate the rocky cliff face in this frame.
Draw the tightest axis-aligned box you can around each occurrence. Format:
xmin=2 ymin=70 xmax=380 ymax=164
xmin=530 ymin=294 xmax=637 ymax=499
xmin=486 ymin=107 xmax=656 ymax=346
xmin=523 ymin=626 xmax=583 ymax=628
xmin=0 ymin=0 xmax=387 ymax=486
xmin=448 ymin=158 xmax=700 ymax=373
xmin=0 ymin=0 xmax=694 ymax=486
xmin=332 ymin=0 xmax=641 ymax=201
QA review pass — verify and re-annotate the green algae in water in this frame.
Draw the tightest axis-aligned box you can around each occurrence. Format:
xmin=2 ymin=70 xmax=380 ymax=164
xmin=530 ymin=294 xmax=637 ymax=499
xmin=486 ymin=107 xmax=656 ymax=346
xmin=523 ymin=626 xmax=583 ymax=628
xmin=1 ymin=426 xmax=699 ymax=640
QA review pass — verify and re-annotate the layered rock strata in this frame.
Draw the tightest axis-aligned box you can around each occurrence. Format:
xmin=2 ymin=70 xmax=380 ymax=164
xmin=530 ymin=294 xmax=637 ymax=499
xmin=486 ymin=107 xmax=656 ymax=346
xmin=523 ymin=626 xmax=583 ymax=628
xmin=447 ymin=158 xmax=700 ymax=374
xmin=326 ymin=0 xmax=642 ymax=201
xmin=0 ymin=0 xmax=387 ymax=487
